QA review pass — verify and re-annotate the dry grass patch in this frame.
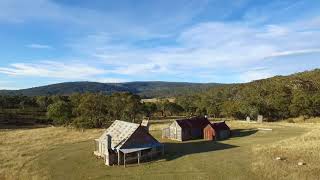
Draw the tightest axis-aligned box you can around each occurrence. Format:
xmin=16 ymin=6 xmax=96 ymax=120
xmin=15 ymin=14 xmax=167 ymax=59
xmin=0 ymin=127 xmax=103 ymax=180
xmin=0 ymin=120 xmax=315 ymax=180
xmin=252 ymin=123 xmax=320 ymax=180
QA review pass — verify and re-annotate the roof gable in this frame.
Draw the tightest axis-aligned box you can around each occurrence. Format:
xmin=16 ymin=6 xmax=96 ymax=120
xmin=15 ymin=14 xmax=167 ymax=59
xmin=176 ymin=117 xmax=210 ymax=129
xmin=211 ymin=121 xmax=230 ymax=131
xmin=121 ymin=127 xmax=161 ymax=149
xmin=99 ymin=120 xmax=140 ymax=150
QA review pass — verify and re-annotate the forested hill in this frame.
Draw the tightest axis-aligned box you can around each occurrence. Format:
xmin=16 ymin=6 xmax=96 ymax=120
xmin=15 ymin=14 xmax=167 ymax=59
xmin=176 ymin=69 xmax=320 ymax=121
xmin=0 ymin=81 xmax=221 ymax=98
xmin=1 ymin=69 xmax=319 ymax=99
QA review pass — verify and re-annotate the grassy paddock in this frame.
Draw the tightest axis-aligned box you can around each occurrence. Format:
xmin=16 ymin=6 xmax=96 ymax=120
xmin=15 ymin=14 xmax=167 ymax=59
xmin=0 ymin=127 xmax=103 ymax=180
xmin=0 ymin=119 xmax=319 ymax=180
xmin=252 ymin=119 xmax=320 ymax=179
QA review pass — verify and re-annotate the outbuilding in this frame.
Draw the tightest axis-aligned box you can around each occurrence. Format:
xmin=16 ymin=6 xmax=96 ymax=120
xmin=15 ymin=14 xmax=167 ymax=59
xmin=203 ymin=121 xmax=230 ymax=141
xmin=94 ymin=120 xmax=164 ymax=167
xmin=162 ymin=117 xmax=210 ymax=141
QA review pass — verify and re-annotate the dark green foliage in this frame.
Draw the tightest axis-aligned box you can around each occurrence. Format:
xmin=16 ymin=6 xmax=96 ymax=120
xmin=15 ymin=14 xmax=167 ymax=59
xmin=0 ymin=95 xmax=37 ymax=109
xmin=36 ymin=96 xmax=53 ymax=110
xmin=311 ymin=93 xmax=320 ymax=116
xmin=0 ymin=95 xmax=48 ymax=125
xmin=176 ymin=69 xmax=320 ymax=121
xmin=0 ymin=82 xmax=132 ymax=96
xmin=0 ymin=92 xmax=146 ymax=128
xmin=69 ymin=92 xmax=143 ymax=128
xmin=142 ymin=102 xmax=158 ymax=119
xmin=47 ymin=101 xmax=72 ymax=125
xmin=1 ymin=69 xmax=320 ymax=127
xmin=176 ymin=95 xmax=199 ymax=116
xmin=72 ymin=93 xmax=109 ymax=128
xmin=0 ymin=81 xmax=221 ymax=98
xmin=165 ymin=102 xmax=184 ymax=116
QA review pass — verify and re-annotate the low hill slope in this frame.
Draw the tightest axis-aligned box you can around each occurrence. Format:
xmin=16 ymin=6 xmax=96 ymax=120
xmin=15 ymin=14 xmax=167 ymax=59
xmin=0 ymin=81 xmax=221 ymax=97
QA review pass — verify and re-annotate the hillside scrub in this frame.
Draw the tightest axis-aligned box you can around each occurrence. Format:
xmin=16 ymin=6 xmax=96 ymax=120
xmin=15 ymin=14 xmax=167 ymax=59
xmin=176 ymin=69 xmax=320 ymax=121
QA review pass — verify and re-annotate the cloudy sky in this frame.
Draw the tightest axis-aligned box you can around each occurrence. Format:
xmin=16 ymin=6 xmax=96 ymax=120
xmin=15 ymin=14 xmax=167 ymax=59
xmin=0 ymin=0 xmax=320 ymax=89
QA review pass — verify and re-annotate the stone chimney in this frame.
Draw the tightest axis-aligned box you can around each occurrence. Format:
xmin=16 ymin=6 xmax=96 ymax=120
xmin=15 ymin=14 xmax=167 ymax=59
xmin=141 ymin=120 xmax=149 ymax=132
xmin=106 ymin=134 xmax=112 ymax=150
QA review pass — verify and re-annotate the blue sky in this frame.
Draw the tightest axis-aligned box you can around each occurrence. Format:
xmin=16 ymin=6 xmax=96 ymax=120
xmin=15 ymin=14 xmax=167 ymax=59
xmin=0 ymin=0 xmax=320 ymax=89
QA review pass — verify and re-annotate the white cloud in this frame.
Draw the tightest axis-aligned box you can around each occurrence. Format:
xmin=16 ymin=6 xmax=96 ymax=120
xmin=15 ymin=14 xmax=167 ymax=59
xmin=110 ymin=63 xmax=168 ymax=75
xmin=240 ymin=70 xmax=274 ymax=82
xmin=95 ymin=78 xmax=127 ymax=83
xmin=0 ymin=61 xmax=106 ymax=79
xmin=266 ymin=48 xmax=320 ymax=58
xmin=2 ymin=16 xmax=319 ymax=83
xmin=1 ymin=0 xmax=319 ymax=84
xmin=0 ymin=0 xmax=208 ymax=40
xmin=257 ymin=25 xmax=290 ymax=38
xmin=26 ymin=43 xmax=53 ymax=49
xmin=90 ymin=18 xmax=320 ymax=75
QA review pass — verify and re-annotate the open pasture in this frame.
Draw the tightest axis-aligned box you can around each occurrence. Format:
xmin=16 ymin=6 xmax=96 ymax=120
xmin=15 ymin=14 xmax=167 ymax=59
xmin=1 ymin=120 xmax=319 ymax=180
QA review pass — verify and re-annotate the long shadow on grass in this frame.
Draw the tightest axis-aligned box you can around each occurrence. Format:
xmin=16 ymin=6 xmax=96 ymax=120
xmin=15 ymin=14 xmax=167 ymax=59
xmin=231 ymin=129 xmax=258 ymax=138
xmin=163 ymin=140 xmax=238 ymax=161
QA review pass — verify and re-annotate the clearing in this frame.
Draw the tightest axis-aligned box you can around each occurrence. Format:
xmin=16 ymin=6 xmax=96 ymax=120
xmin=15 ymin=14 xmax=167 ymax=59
xmin=1 ymin=120 xmax=319 ymax=180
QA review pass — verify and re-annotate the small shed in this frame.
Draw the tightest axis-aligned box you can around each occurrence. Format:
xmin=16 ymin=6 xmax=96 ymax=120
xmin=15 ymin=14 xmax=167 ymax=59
xmin=162 ymin=117 xmax=210 ymax=141
xmin=94 ymin=120 xmax=164 ymax=167
xmin=203 ymin=121 xmax=230 ymax=141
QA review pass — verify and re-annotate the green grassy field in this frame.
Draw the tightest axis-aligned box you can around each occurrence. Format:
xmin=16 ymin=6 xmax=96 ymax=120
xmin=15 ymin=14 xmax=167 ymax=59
xmin=1 ymin=120 xmax=319 ymax=180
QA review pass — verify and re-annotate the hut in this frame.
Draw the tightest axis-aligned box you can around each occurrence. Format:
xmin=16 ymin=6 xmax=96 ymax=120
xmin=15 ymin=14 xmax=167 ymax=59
xmin=94 ymin=120 xmax=164 ymax=167
xmin=203 ymin=121 xmax=230 ymax=141
xmin=162 ymin=117 xmax=210 ymax=141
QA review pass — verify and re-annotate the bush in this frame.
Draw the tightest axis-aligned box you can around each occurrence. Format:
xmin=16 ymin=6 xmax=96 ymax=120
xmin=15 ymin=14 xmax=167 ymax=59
xmin=47 ymin=101 xmax=72 ymax=125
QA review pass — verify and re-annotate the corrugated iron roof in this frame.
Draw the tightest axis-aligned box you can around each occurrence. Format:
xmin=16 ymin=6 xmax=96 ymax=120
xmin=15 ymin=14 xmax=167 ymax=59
xmin=176 ymin=117 xmax=210 ymax=129
xmin=210 ymin=121 xmax=230 ymax=131
xmin=99 ymin=120 xmax=140 ymax=150
xmin=119 ymin=147 xmax=151 ymax=154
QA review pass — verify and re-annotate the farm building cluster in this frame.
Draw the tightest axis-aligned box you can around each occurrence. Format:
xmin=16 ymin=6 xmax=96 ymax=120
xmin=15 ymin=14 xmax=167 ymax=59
xmin=162 ymin=117 xmax=230 ymax=141
xmin=94 ymin=117 xmax=230 ymax=166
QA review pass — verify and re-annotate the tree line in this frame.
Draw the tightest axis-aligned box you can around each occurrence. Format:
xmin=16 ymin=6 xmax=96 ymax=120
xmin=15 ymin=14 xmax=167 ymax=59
xmin=176 ymin=70 xmax=320 ymax=120
xmin=0 ymin=93 xmax=185 ymax=128
xmin=1 ymin=69 xmax=320 ymax=127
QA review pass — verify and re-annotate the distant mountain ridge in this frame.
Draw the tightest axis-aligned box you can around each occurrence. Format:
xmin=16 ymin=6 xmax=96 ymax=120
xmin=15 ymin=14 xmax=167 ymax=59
xmin=0 ymin=81 xmax=222 ymax=97
xmin=2 ymin=69 xmax=319 ymax=98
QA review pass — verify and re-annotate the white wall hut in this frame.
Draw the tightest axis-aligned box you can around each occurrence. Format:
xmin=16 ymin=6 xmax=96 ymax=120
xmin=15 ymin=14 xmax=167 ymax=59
xmin=94 ymin=120 xmax=164 ymax=167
